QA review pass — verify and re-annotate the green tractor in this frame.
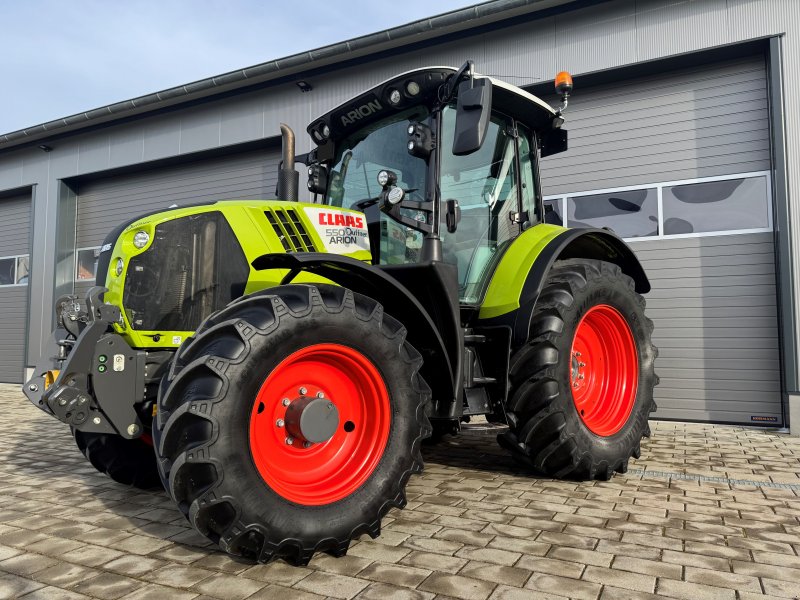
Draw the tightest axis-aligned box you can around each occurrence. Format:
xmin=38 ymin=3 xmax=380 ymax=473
xmin=24 ymin=62 xmax=656 ymax=564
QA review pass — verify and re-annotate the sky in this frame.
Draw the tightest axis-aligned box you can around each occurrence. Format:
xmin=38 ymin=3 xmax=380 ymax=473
xmin=0 ymin=0 xmax=478 ymax=134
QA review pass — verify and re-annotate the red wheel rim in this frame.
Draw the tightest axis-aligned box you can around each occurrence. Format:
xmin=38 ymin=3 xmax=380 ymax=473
xmin=570 ymin=304 xmax=638 ymax=437
xmin=249 ymin=343 xmax=391 ymax=505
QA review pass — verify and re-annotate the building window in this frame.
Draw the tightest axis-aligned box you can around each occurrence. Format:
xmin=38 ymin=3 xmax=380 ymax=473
xmin=567 ymin=188 xmax=658 ymax=239
xmin=544 ymin=172 xmax=771 ymax=241
xmin=76 ymin=247 xmax=100 ymax=281
xmin=0 ymin=254 xmax=30 ymax=287
xmin=544 ymin=199 xmax=563 ymax=226
xmin=15 ymin=256 xmax=29 ymax=285
xmin=662 ymin=176 xmax=770 ymax=235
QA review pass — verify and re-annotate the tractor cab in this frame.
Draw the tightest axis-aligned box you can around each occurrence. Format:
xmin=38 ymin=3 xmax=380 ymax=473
xmin=303 ymin=62 xmax=570 ymax=305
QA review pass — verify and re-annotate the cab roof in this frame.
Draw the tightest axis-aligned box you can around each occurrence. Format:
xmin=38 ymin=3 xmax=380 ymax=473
xmin=307 ymin=66 xmax=558 ymax=148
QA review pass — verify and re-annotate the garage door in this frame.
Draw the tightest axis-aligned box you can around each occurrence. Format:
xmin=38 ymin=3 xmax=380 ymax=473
xmin=0 ymin=190 xmax=31 ymax=383
xmin=74 ymin=146 xmax=280 ymax=299
xmin=540 ymin=54 xmax=781 ymax=425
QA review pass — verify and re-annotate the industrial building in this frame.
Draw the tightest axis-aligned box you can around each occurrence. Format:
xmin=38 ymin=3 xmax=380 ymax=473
xmin=1 ymin=0 xmax=798 ymax=430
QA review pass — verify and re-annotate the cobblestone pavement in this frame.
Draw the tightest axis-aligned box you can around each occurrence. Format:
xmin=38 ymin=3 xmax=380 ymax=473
xmin=0 ymin=384 xmax=799 ymax=600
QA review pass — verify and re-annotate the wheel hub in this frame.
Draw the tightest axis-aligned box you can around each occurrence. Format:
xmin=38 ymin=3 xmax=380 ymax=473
xmin=284 ymin=394 xmax=340 ymax=444
xmin=249 ymin=343 xmax=391 ymax=505
xmin=570 ymin=304 xmax=638 ymax=437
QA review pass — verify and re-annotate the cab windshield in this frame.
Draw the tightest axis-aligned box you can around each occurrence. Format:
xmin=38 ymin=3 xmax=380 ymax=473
xmin=326 ymin=108 xmax=430 ymax=264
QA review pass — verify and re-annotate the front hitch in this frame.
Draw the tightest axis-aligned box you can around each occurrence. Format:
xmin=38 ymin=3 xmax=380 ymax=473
xmin=23 ymin=287 xmax=147 ymax=439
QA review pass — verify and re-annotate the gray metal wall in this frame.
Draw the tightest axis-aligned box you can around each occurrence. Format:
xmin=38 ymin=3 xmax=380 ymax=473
xmin=540 ymin=54 xmax=779 ymax=424
xmin=634 ymin=233 xmax=780 ymax=423
xmin=73 ymin=147 xmax=280 ymax=300
xmin=540 ymin=55 xmax=770 ymax=195
xmin=0 ymin=191 xmax=31 ymax=383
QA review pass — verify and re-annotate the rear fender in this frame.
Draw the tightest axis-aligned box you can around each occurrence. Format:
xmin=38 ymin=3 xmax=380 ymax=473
xmin=479 ymin=226 xmax=650 ymax=346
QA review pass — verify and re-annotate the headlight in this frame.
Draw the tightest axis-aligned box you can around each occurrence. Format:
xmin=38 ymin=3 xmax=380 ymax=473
xmin=133 ymin=230 xmax=150 ymax=249
xmin=115 ymin=258 xmax=124 ymax=277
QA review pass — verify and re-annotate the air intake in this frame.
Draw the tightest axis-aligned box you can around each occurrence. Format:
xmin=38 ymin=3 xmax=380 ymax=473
xmin=264 ymin=208 xmax=316 ymax=252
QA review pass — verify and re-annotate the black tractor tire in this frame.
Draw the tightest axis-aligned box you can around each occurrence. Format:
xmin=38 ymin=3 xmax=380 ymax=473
xmin=153 ymin=284 xmax=431 ymax=565
xmin=499 ymin=259 xmax=657 ymax=480
xmin=73 ymin=430 xmax=162 ymax=489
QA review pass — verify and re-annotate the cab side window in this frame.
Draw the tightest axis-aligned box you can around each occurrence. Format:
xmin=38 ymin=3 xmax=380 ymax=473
xmin=440 ymin=107 xmax=520 ymax=302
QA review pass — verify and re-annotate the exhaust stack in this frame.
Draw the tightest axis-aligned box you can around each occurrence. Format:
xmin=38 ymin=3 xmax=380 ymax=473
xmin=277 ymin=123 xmax=299 ymax=201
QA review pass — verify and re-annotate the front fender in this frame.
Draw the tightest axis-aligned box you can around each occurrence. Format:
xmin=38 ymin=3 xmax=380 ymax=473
xmin=252 ymin=252 xmax=459 ymax=413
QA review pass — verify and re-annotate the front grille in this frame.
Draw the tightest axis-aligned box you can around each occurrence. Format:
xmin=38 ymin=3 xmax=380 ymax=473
xmin=265 ymin=208 xmax=316 ymax=252
xmin=123 ymin=211 xmax=249 ymax=332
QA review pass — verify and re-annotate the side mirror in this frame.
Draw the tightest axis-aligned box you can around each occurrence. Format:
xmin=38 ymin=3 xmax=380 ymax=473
xmin=452 ymin=77 xmax=492 ymax=156
xmin=445 ymin=199 xmax=461 ymax=233
xmin=306 ymin=164 xmax=328 ymax=195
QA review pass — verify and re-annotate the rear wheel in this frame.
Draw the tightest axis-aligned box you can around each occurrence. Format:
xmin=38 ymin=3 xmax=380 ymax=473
xmin=153 ymin=284 xmax=430 ymax=565
xmin=73 ymin=430 xmax=161 ymax=489
xmin=499 ymin=259 xmax=657 ymax=480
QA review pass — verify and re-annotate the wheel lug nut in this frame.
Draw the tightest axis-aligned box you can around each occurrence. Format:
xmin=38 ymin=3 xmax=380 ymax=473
xmin=303 ymin=441 xmax=312 ymax=448
xmin=316 ymin=391 xmax=324 ymax=398
xmin=578 ymin=374 xmax=585 ymax=380
xmin=282 ymin=398 xmax=290 ymax=406
xmin=579 ymin=362 xmax=586 ymax=367
xmin=298 ymin=387 xmax=307 ymax=395
xmin=276 ymin=419 xmax=284 ymax=427
xmin=285 ymin=437 xmax=294 ymax=445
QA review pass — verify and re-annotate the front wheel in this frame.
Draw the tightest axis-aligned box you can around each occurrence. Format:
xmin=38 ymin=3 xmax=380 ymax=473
xmin=499 ymin=259 xmax=657 ymax=480
xmin=73 ymin=430 xmax=161 ymax=489
xmin=153 ymin=284 xmax=430 ymax=565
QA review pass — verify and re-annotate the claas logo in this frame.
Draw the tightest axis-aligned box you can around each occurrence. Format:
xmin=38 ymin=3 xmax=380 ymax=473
xmin=318 ymin=213 xmax=365 ymax=228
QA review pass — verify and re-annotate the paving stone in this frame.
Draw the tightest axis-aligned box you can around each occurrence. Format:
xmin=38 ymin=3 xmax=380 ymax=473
xmin=435 ymin=528 xmax=495 ymax=547
xmin=247 ymin=584 xmax=326 ymax=600
xmin=193 ymin=573 xmax=266 ymax=600
xmin=29 ymin=563 xmax=99 ymax=588
xmin=611 ymin=556 xmax=682 ymax=579
xmin=418 ymin=572 xmax=496 ymax=600
xmin=454 ymin=546 xmax=521 ymax=566
xmin=0 ymin=572 xmax=46 ymax=599
xmin=583 ymin=565 xmax=655 ymax=593
xmin=515 ymin=554 xmax=585 ymax=579
xmin=684 ymin=565 xmax=761 ymax=592
xmin=118 ymin=583 xmax=199 ymax=600
xmin=525 ymin=573 xmax=601 ymax=600
xmin=242 ymin=560 xmax=312 ymax=585
xmin=400 ymin=551 xmax=467 ymax=574
xmin=59 ymin=544 xmax=124 ymax=567
xmin=348 ymin=541 xmax=411 ymax=564
xmin=102 ymin=555 xmax=168 ymax=577
xmin=598 ymin=587 xmax=660 ymax=600
xmin=548 ymin=546 xmax=614 ymax=568
xmin=148 ymin=564 xmax=214 ymax=588
xmin=72 ymin=572 xmax=142 ymax=599
xmin=0 ymin=553 xmax=59 ymax=576
xmin=656 ymin=577 xmax=736 ymax=600
xmin=354 ymin=582 xmax=434 ymax=600
xmin=108 ymin=534 xmax=172 ymax=555
xmin=761 ymin=578 xmax=800 ymax=599
xmin=402 ymin=536 xmax=463 ymax=555
xmin=294 ymin=571 xmax=369 ymax=599
xmin=357 ymin=561 xmax=431 ymax=588
xmin=458 ymin=561 xmax=531 ymax=587
xmin=18 ymin=586 xmax=93 ymax=599
xmin=489 ymin=584 xmax=570 ymax=599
